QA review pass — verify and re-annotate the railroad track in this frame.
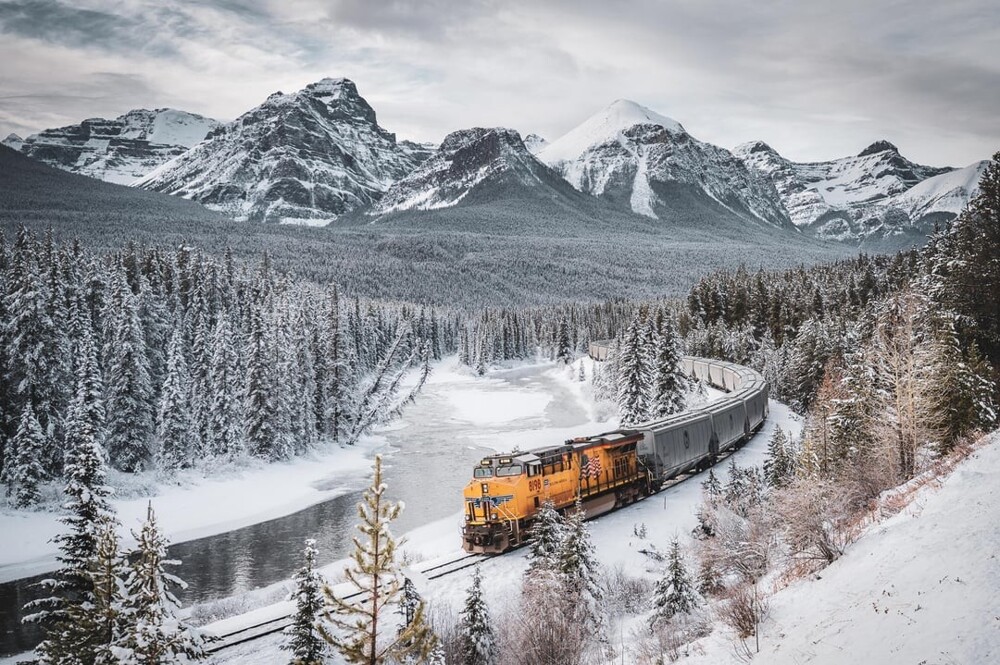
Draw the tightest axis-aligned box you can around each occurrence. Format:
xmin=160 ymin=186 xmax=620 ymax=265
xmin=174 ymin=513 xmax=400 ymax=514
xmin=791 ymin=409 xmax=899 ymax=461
xmin=204 ymin=552 xmax=486 ymax=654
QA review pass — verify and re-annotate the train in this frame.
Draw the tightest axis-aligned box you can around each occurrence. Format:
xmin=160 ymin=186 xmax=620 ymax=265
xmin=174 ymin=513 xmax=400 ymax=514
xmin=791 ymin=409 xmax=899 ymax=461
xmin=460 ymin=343 xmax=769 ymax=554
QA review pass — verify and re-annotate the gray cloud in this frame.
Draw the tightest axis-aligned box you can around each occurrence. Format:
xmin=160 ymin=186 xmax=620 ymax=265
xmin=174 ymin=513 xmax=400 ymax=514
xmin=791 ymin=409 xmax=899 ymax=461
xmin=0 ymin=0 xmax=996 ymax=166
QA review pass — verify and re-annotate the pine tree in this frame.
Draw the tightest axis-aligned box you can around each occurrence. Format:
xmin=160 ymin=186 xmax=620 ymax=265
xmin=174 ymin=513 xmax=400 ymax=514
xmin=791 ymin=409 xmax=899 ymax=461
xmin=556 ymin=318 xmax=572 ymax=365
xmin=91 ymin=514 xmax=129 ymax=664
xmin=649 ymin=316 xmax=688 ymax=419
xmin=156 ymin=327 xmax=200 ymax=473
xmin=320 ymin=455 xmax=435 ymax=665
xmin=557 ymin=499 xmax=604 ymax=630
xmin=763 ymin=427 xmax=793 ymax=488
xmin=7 ymin=402 xmax=45 ymax=508
xmin=525 ymin=500 xmax=564 ymax=575
xmin=651 ymin=538 xmax=698 ymax=626
xmin=284 ymin=539 xmax=327 ymax=665
xmin=700 ymin=469 xmax=722 ymax=500
xmin=618 ymin=315 xmax=653 ymax=425
xmin=459 ymin=568 xmax=498 ymax=665
xmin=244 ymin=307 xmax=283 ymax=460
xmin=119 ymin=503 xmax=206 ymax=664
xmin=696 ymin=557 xmax=722 ymax=597
xmin=104 ymin=276 xmax=154 ymax=472
xmin=208 ymin=314 xmax=242 ymax=458
xmin=26 ymin=387 xmax=115 ymax=664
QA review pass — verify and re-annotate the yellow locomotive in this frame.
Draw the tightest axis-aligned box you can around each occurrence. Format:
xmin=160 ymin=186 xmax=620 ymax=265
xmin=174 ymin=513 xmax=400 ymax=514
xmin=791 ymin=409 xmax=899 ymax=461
xmin=462 ymin=430 xmax=649 ymax=553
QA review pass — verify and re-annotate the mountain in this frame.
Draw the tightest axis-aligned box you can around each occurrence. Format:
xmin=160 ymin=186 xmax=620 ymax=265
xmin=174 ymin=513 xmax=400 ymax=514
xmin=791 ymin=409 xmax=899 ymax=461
xmin=368 ymin=127 xmax=582 ymax=216
xmin=4 ymin=109 xmax=219 ymax=184
xmin=524 ymin=134 xmax=549 ymax=154
xmin=2 ymin=133 xmax=23 ymax=151
xmin=733 ymin=140 xmax=967 ymax=246
xmin=137 ymin=78 xmax=422 ymax=225
xmin=537 ymin=99 xmax=792 ymax=229
xmin=0 ymin=143 xmax=225 ymax=231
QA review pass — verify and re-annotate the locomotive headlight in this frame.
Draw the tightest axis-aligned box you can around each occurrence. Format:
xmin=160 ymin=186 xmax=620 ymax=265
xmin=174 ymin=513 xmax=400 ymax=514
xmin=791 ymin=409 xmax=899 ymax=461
xmin=465 ymin=515 xmax=471 ymax=521
xmin=491 ymin=512 xmax=498 ymax=520
xmin=481 ymin=483 xmax=489 ymax=494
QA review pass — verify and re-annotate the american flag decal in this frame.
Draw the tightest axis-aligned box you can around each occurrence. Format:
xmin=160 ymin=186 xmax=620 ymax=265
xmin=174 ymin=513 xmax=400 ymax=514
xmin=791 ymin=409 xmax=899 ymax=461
xmin=582 ymin=454 xmax=602 ymax=479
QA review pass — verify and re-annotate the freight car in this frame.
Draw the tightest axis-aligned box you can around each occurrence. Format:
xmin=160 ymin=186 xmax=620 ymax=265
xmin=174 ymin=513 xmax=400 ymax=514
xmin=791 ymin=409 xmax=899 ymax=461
xmin=461 ymin=346 xmax=768 ymax=553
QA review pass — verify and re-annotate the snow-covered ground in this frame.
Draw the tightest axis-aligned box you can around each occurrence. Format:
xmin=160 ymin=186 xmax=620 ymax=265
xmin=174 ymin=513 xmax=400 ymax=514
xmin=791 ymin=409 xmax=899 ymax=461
xmin=683 ymin=431 xmax=1000 ymax=665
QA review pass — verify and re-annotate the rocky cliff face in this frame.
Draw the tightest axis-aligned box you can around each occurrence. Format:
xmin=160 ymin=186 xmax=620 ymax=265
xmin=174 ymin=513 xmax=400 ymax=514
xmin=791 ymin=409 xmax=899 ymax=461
xmin=137 ymin=78 xmax=421 ymax=224
xmin=4 ymin=109 xmax=219 ymax=184
xmin=734 ymin=140 xmax=969 ymax=244
xmin=369 ymin=127 xmax=572 ymax=215
xmin=537 ymin=100 xmax=792 ymax=229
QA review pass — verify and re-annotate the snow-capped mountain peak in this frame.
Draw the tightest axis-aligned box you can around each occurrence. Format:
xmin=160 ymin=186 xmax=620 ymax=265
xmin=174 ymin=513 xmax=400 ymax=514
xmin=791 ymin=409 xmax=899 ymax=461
xmin=857 ymin=139 xmax=899 ymax=157
xmin=369 ymin=127 xmax=566 ymax=215
xmin=538 ymin=100 xmax=790 ymax=228
xmin=538 ymin=99 xmax=685 ymax=165
xmin=2 ymin=133 xmax=24 ymax=151
xmin=734 ymin=138 xmax=963 ymax=245
xmin=9 ymin=109 xmax=220 ymax=184
xmin=138 ymin=77 xmax=420 ymax=224
xmin=523 ymin=133 xmax=549 ymax=154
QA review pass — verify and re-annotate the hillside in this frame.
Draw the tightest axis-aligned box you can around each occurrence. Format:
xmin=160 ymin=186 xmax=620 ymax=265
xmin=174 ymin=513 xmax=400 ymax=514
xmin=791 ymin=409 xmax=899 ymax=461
xmin=686 ymin=433 xmax=1000 ymax=664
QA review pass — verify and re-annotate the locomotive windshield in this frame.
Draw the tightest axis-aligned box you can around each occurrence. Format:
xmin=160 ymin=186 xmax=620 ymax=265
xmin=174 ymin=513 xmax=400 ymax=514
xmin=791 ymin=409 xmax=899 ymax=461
xmin=473 ymin=467 xmax=493 ymax=478
xmin=495 ymin=465 xmax=523 ymax=477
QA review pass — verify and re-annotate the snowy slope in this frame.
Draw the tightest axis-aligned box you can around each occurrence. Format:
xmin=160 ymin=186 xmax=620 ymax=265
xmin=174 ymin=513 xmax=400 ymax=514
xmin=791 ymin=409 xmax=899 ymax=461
xmin=684 ymin=433 xmax=1000 ymax=665
xmin=538 ymin=100 xmax=792 ymax=229
xmin=368 ymin=127 xmax=572 ymax=215
xmin=7 ymin=109 xmax=219 ymax=184
xmin=523 ymin=133 xmax=549 ymax=154
xmin=1 ymin=134 xmax=23 ymax=151
xmin=137 ymin=78 xmax=421 ymax=225
xmin=734 ymin=140 xmax=970 ymax=245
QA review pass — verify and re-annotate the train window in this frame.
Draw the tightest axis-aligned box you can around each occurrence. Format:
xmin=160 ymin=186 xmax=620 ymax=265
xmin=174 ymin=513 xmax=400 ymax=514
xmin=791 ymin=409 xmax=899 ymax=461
xmin=496 ymin=465 xmax=523 ymax=477
xmin=473 ymin=467 xmax=493 ymax=478
xmin=527 ymin=464 xmax=540 ymax=477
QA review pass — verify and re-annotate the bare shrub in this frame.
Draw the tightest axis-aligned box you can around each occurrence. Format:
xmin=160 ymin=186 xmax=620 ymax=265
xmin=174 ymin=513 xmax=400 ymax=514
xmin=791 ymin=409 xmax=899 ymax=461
xmin=602 ymin=563 xmax=654 ymax=616
xmin=497 ymin=571 xmax=588 ymax=665
xmin=699 ymin=504 xmax=776 ymax=585
xmin=718 ymin=582 xmax=770 ymax=659
xmin=774 ymin=478 xmax=853 ymax=564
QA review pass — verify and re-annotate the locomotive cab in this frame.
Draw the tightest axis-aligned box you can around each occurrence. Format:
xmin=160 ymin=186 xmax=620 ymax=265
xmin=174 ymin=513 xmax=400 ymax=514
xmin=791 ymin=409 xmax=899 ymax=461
xmin=462 ymin=450 xmax=558 ymax=553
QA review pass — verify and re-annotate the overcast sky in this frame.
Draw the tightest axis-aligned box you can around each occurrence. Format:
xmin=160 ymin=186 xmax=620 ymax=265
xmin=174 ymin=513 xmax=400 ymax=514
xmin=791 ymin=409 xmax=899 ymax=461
xmin=1 ymin=0 xmax=997 ymax=166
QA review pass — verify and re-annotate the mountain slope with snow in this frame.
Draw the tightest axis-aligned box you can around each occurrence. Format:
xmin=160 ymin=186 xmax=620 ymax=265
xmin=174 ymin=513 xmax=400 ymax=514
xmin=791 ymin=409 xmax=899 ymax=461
xmin=734 ymin=140 xmax=972 ymax=246
xmin=137 ymin=78 xmax=421 ymax=224
xmin=538 ymin=100 xmax=793 ymax=229
xmin=368 ymin=127 xmax=580 ymax=216
xmin=4 ymin=109 xmax=219 ymax=184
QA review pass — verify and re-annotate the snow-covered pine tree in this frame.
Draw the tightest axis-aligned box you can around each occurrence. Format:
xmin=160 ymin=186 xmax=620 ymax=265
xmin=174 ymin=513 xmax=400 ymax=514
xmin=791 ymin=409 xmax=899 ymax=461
xmin=651 ymin=538 xmax=698 ymax=626
xmin=700 ymin=469 xmax=722 ymax=500
xmin=283 ymin=539 xmax=327 ymax=665
xmin=459 ymin=568 xmax=498 ymax=665
xmin=525 ymin=500 xmax=564 ymax=575
xmin=649 ymin=316 xmax=687 ymax=419
xmin=104 ymin=274 xmax=154 ymax=472
xmin=577 ymin=360 xmax=586 ymax=382
xmin=557 ymin=499 xmax=604 ymax=631
xmin=7 ymin=402 xmax=45 ymax=507
xmin=244 ymin=307 xmax=284 ymax=460
xmin=156 ymin=327 xmax=200 ymax=473
xmin=91 ymin=514 xmax=129 ymax=664
xmin=763 ymin=427 xmax=793 ymax=488
xmin=556 ymin=318 xmax=572 ymax=365
xmin=120 ymin=502 xmax=206 ymax=664
xmin=618 ymin=315 xmax=653 ymax=425
xmin=26 ymin=383 xmax=115 ymax=664
xmin=320 ymin=455 xmax=435 ymax=665
xmin=208 ymin=313 xmax=242 ymax=458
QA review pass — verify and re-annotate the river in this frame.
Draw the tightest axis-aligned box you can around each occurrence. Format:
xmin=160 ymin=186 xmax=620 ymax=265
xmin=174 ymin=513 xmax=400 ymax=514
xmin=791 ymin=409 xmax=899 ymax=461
xmin=0 ymin=361 xmax=594 ymax=657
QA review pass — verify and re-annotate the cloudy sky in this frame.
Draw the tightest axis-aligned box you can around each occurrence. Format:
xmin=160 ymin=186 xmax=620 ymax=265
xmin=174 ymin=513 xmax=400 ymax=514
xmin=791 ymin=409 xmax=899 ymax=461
xmin=1 ymin=0 xmax=997 ymax=165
